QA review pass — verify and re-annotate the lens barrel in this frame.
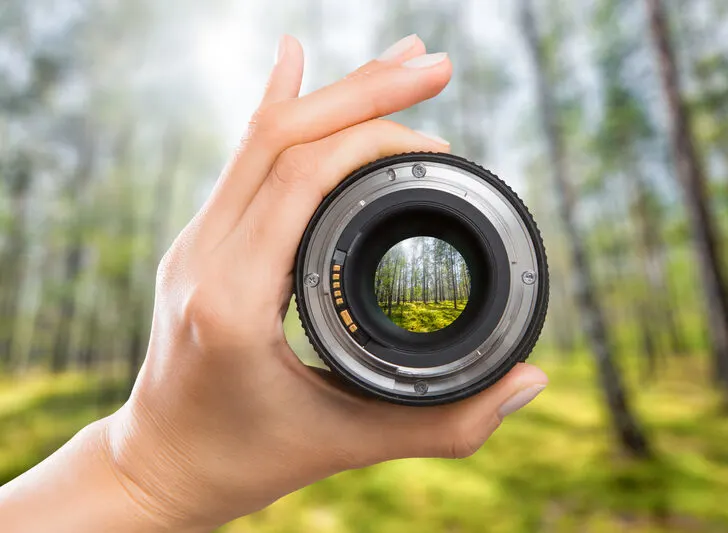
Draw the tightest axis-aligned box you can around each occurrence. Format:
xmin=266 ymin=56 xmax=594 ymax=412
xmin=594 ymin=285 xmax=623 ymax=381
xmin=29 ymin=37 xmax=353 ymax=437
xmin=294 ymin=153 xmax=548 ymax=405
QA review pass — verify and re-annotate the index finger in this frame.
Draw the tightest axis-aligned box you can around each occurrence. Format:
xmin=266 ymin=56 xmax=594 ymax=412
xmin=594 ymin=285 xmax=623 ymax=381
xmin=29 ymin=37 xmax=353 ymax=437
xmin=261 ymin=52 xmax=451 ymax=147
xmin=204 ymin=45 xmax=452 ymax=238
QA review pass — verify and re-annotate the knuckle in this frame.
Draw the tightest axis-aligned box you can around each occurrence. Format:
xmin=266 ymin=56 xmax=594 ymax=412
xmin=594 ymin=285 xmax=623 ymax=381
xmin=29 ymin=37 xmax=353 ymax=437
xmin=272 ymin=145 xmax=320 ymax=187
xmin=365 ymin=118 xmax=408 ymax=139
xmin=249 ymin=104 xmax=286 ymax=143
xmin=248 ymin=102 xmax=296 ymax=147
xmin=363 ymin=86 xmax=385 ymax=119
xmin=179 ymin=283 xmax=229 ymax=348
xmin=174 ymin=270 xmax=269 ymax=351
xmin=445 ymin=420 xmax=484 ymax=459
xmin=180 ymin=284 xmax=215 ymax=330
xmin=154 ymin=230 xmax=194 ymax=291
xmin=370 ymin=118 xmax=401 ymax=131
xmin=356 ymin=72 xmax=388 ymax=118
xmin=344 ymin=64 xmax=376 ymax=83
xmin=343 ymin=69 xmax=384 ymax=118
xmin=155 ymin=249 xmax=175 ymax=289
xmin=155 ymin=246 xmax=186 ymax=294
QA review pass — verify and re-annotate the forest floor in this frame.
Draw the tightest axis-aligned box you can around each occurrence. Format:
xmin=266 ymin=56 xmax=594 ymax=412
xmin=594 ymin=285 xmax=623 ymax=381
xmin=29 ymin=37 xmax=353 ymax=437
xmin=1 ymin=352 xmax=727 ymax=533
xmin=379 ymin=300 xmax=467 ymax=332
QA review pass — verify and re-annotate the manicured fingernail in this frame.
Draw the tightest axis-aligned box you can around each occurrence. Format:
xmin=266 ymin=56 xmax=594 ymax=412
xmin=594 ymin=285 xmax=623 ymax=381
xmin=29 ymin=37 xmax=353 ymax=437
xmin=498 ymin=384 xmax=546 ymax=418
xmin=275 ymin=35 xmax=287 ymax=64
xmin=416 ymin=130 xmax=450 ymax=145
xmin=402 ymin=52 xmax=448 ymax=69
xmin=377 ymin=34 xmax=419 ymax=61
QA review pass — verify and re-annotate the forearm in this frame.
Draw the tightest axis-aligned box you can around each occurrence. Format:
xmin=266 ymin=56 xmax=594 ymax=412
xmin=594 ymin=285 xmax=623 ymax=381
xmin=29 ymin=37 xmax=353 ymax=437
xmin=0 ymin=415 xmax=202 ymax=533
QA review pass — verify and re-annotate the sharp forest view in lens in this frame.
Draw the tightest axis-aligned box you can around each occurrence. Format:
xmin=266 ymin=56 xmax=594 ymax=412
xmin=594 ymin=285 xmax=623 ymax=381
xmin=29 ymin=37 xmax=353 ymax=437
xmin=374 ymin=237 xmax=470 ymax=333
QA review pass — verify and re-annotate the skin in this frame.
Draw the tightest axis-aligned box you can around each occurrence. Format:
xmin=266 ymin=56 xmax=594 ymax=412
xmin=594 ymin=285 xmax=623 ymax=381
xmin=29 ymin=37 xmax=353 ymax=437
xmin=0 ymin=35 xmax=548 ymax=533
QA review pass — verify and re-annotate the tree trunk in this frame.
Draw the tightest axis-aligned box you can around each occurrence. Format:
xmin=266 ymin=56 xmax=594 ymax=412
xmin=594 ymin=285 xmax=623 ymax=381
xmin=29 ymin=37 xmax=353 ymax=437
xmin=631 ymin=170 xmax=686 ymax=355
xmin=433 ymin=262 xmax=439 ymax=304
xmin=422 ymin=240 xmax=429 ymax=304
xmin=440 ymin=263 xmax=445 ymax=303
xmin=645 ymin=0 xmax=728 ymax=389
xmin=126 ymin=133 xmax=180 ymax=391
xmin=51 ymin=122 xmax=98 ymax=373
xmin=387 ymin=260 xmax=395 ymax=317
xmin=521 ymin=0 xmax=651 ymax=458
xmin=637 ymin=303 xmax=658 ymax=381
xmin=433 ymin=242 xmax=440 ymax=304
xmin=0 ymin=154 xmax=32 ymax=367
xmin=409 ymin=259 xmax=416 ymax=302
xmin=79 ymin=307 xmax=100 ymax=371
xmin=448 ymin=246 xmax=458 ymax=310
xmin=51 ymin=246 xmax=82 ymax=373
xmin=400 ymin=258 xmax=406 ymax=305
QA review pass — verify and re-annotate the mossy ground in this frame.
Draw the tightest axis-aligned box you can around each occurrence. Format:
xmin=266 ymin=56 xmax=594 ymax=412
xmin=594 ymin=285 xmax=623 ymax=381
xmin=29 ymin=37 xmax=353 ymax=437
xmin=378 ymin=300 xmax=467 ymax=332
xmin=1 ymin=353 xmax=726 ymax=533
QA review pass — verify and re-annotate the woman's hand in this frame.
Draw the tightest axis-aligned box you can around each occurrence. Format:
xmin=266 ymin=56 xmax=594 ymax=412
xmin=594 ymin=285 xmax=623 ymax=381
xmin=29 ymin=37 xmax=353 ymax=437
xmin=0 ymin=35 xmax=548 ymax=533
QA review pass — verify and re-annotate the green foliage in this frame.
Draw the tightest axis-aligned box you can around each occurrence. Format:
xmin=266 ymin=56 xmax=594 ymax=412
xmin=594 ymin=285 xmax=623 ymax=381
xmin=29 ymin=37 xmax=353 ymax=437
xmin=222 ymin=354 xmax=728 ymax=533
xmin=380 ymin=300 xmax=466 ymax=333
xmin=0 ymin=373 xmax=124 ymax=485
xmin=2 ymin=355 xmax=727 ymax=533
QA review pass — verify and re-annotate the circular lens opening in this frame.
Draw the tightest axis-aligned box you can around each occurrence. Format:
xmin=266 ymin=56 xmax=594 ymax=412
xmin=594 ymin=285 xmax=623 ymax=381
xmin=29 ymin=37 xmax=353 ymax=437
xmin=374 ymin=237 xmax=470 ymax=333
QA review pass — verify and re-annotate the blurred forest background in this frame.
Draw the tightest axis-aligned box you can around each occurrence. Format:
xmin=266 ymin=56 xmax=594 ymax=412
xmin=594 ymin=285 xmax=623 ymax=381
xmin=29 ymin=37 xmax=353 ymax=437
xmin=1 ymin=0 xmax=728 ymax=532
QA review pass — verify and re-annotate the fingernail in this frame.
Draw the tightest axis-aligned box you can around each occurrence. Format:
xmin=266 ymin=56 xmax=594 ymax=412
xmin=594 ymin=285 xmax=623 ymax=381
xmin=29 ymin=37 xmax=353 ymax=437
xmin=275 ymin=35 xmax=287 ymax=64
xmin=498 ymin=384 xmax=546 ymax=418
xmin=402 ymin=52 xmax=448 ymax=69
xmin=416 ymin=130 xmax=450 ymax=145
xmin=377 ymin=34 xmax=419 ymax=61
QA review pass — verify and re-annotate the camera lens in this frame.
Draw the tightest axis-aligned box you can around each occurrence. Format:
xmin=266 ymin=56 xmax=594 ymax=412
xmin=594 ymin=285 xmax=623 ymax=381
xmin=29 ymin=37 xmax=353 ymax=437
xmin=295 ymin=153 xmax=548 ymax=405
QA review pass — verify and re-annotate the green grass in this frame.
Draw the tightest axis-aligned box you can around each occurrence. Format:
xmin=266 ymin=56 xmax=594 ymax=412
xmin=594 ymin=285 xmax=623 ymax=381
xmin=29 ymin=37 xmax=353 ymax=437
xmin=1 ymin=354 xmax=727 ymax=532
xmin=379 ymin=300 xmax=467 ymax=332
xmin=0 ymin=372 xmax=125 ymax=485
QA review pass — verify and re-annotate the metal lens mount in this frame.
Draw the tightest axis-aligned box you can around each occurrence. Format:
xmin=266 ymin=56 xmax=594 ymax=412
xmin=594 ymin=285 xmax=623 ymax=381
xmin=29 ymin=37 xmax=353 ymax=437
xmin=294 ymin=153 xmax=549 ymax=405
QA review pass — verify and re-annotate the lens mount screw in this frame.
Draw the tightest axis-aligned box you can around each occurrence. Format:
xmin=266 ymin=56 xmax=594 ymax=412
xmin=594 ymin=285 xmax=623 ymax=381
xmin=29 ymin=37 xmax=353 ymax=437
xmin=304 ymin=272 xmax=320 ymax=288
xmin=412 ymin=164 xmax=427 ymax=178
xmin=387 ymin=169 xmax=396 ymax=181
xmin=521 ymin=270 xmax=537 ymax=285
xmin=414 ymin=381 xmax=429 ymax=395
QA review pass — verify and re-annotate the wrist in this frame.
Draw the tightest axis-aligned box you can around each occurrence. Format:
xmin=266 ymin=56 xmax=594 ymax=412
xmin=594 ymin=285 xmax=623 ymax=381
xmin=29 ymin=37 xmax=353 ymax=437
xmin=92 ymin=417 xmax=190 ymax=533
xmin=0 ymin=413 xmax=196 ymax=533
xmin=103 ymin=403 xmax=214 ymax=533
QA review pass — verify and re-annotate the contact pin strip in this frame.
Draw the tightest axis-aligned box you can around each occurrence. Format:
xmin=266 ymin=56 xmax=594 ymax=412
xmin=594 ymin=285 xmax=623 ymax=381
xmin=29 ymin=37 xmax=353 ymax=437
xmin=330 ymin=258 xmax=365 ymax=339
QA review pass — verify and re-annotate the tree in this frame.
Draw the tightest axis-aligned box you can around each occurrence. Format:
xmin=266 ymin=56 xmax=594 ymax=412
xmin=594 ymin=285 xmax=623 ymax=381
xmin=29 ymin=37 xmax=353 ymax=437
xmin=0 ymin=0 xmax=225 ymax=379
xmin=591 ymin=0 xmax=686 ymax=362
xmin=0 ymin=153 xmax=32 ymax=366
xmin=51 ymin=118 xmax=98 ymax=373
xmin=448 ymin=244 xmax=458 ymax=311
xmin=422 ymin=238 xmax=429 ymax=304
xmin=520 ymin=0 xmax=652 ymax=457
xmin=645 ymin=0 xmax=728 ymax=390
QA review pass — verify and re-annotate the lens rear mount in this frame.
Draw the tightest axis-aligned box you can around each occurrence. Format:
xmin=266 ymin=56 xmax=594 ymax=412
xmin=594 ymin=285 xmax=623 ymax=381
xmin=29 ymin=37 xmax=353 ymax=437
xmin=295 ymin=153 xmax=548 ymax=405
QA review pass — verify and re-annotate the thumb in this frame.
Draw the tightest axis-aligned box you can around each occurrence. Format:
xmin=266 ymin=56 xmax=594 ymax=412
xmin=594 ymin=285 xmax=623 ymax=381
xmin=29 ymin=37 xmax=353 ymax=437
xmin=360 ymin=363 xmax=548 ymax=461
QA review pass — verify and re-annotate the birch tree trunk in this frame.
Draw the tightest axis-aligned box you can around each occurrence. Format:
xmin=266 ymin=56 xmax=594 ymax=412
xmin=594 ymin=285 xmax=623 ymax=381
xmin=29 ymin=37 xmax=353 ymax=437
xmin=645 ymin=0 xmax=728 ymax=390
xmin=520 ymin=0 xmax=651 ymax=457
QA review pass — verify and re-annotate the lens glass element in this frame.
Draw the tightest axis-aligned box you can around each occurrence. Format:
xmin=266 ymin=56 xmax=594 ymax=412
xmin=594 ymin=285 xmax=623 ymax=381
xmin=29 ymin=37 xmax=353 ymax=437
xmin=374 ymin=237 xmax=470 ymax=333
